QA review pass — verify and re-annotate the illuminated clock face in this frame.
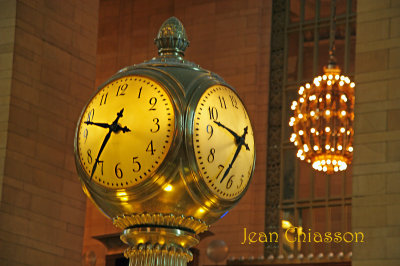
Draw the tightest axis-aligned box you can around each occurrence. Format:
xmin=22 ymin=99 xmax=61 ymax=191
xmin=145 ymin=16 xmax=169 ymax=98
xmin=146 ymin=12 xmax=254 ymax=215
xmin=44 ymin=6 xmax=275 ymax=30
xmin=193 ymin=85 xmax=255 ymax=200
xmin=77 ymin=75 xmax=175 ymax=189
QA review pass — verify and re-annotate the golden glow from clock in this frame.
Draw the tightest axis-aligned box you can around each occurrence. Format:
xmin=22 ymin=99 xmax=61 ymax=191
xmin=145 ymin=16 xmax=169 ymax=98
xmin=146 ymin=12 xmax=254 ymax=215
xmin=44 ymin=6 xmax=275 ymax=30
xmin=77 ymin=76 xmax=175 ymax=189
xmin=193 ymin=85 xmax=255 ymax=200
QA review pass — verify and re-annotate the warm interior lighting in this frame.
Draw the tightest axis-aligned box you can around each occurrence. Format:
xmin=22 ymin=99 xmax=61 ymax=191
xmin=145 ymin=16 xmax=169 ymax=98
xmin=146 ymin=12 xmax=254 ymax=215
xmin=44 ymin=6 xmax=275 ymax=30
xmin=116 ymin=191 xmax=129 ymax=201
xmin=289 ymin=66 xmax=355 ymax=174
xmin=282 ymin=220 xmax=295 ymax=230
xmin=163 ymin=184 xmax=173 ymax=192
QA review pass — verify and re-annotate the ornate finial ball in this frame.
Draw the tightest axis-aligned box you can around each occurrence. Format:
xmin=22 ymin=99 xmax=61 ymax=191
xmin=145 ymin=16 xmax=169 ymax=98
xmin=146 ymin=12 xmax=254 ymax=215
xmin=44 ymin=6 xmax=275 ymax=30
xmin=155 ymin=17 xmax=189 ymax=56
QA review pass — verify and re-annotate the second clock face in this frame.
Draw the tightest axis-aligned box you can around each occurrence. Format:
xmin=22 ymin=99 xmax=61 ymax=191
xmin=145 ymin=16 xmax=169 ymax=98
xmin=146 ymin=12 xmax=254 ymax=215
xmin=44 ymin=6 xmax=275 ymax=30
xmin=77 ymin=75 xmax=175 ymax=189
xmin=193 ymin=85 xmax=255 ymax=200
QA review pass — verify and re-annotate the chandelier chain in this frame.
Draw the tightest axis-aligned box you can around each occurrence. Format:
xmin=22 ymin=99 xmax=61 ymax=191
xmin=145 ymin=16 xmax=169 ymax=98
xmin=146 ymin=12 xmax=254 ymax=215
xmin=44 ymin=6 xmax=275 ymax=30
xmin=329 ymin=0 xmax=337 ymax=67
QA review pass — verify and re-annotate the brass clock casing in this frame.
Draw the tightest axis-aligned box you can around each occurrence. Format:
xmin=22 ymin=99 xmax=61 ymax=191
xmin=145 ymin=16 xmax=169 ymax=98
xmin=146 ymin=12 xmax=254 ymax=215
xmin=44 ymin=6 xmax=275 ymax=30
xmin=74 ymin=17 xmax=256 ymax=265
xmin=74 ymin=62 xmax=255 ymax=225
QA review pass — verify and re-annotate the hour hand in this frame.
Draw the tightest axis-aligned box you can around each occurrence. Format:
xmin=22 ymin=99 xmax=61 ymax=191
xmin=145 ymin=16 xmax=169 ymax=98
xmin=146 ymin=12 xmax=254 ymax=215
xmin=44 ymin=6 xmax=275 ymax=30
xmin=213 ymin=121 xmax=240 ymax=140
xmin=84 ymin=121 xmax=110 ymax=129
xmin=117 ymin=108 xmax=124 ymax=118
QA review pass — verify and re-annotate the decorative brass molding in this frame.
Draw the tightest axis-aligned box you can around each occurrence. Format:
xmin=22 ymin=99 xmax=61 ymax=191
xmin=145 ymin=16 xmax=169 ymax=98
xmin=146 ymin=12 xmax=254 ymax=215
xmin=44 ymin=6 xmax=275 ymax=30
xmin=124 ymin=242 xmax=192 ymax=265
xmin=113 ymin=213 xmax=209 ymax=234
xmin=121 ymin=226 xmax=199 ymax=265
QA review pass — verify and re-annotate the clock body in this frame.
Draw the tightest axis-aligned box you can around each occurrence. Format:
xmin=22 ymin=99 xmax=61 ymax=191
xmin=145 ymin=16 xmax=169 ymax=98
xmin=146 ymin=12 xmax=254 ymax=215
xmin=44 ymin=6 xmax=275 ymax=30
xmin=74 ymin=17 xmax=256 ymax=237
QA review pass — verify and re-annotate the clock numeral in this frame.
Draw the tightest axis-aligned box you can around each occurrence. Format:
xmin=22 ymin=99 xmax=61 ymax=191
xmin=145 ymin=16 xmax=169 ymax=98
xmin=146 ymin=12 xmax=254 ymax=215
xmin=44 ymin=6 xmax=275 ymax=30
xmin=226 ymin=175 xmax=234 ymax=189
xmin=83 ymin=128 xmax=88 ymax=143
xmin=150 ymin=118 xmax=160 ymax=133
xmin=207 ymin=148 xmax=215 ymax=163
xmin=229 ymin=95 xmax=238 ymax=109
xmin=98 ymin=160 xmax=104 ymax=175
xmin=208 ymin=106 xmax=218 ymax=120
xmin=87 ymin=149 xmax=93 ymax=164
xmin=132 ymin=156 xmax=141 ymax=172
xmin=115 ymin=162 xmax=123 ymax=179
xmin=138 ymin=87 xmax=142 ymax=98
xmin=218 ymin=96 xmax=227 ymax=109
xmin=216 ymin=164 xmax=224 ymax=180
xmin=146 ymin=140 xmax=156 ymax=155
xmin=100 ymin=93 xmax=108 ymax=105
xmin=84 ymin=109 xmax=94 ymax=142
xmin=237 ymin=174 xmax=244 ymax=189
xmin=86 ymin=109 xmax=95 ymax=123
xmin=206 ymin=124 xmax=213 ymax=140
xmin=149 ymin=97 xmax=157 ymax=111
xmin=116 ymin=83 xmax=128 ymax=96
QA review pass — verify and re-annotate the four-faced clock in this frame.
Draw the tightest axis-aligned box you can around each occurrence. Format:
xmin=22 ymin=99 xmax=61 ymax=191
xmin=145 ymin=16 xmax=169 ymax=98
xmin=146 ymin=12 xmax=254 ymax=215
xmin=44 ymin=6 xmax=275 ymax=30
xmin=76 ymin=75 xmax=175 ymax=189
xmin=192 ymin=85 xmax=255 ymax=200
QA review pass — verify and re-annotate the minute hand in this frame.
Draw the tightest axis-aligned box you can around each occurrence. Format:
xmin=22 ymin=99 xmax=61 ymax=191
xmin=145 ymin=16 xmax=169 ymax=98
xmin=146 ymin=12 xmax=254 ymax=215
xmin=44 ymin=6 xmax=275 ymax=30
xmin=220 ymin=126 xmax=250 ymax=184
xmin=90 ymin=130 xmax=111 ymax=180
xmin=89 ymin=108 xmax=126 ymax=180
xmin=220 ymin=142 xmax=243 ymax=184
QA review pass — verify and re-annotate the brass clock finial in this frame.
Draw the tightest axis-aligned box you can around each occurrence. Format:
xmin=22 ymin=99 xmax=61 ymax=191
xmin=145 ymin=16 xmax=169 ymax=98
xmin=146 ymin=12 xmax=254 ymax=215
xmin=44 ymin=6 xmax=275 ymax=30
xmin=154 ymin=17 xmax=189 ymax=57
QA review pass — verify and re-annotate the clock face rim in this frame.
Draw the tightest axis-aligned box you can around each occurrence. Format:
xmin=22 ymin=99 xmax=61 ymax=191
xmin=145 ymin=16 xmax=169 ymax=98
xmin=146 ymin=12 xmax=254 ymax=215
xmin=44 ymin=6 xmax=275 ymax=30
xmin=75 ymin=74 xmax=179 ymax=191
xmin=187 ymin=84 xmax=256 ymax=202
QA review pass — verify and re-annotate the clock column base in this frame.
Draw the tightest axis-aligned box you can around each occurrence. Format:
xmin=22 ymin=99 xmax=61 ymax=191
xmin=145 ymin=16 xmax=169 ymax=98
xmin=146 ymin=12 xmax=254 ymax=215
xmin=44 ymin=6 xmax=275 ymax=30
xmin=121 ymin=227 xmax=199 ymax=266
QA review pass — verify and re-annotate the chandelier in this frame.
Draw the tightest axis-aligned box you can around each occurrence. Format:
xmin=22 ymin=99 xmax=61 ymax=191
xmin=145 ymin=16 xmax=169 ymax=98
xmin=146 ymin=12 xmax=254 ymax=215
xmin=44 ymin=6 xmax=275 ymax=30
xmin=289 ymin=0 xmax=355 ymax=174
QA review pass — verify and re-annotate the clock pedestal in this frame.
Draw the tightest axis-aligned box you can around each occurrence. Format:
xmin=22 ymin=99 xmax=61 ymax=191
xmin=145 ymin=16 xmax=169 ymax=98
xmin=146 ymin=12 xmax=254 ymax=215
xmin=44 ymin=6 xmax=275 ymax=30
xmin=121 ymin=227 xmax=198 ymax=265
xmin=113 ymin=213 xmax=209 ymax=265
xmin=75 ymin=16 xmax=255 ymax=266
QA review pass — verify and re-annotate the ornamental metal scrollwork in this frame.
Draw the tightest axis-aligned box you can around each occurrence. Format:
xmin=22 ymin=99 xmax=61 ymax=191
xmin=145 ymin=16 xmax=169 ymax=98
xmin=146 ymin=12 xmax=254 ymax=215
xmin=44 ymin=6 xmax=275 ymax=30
xmin=265 ymin=0 xmax=286 ymax=256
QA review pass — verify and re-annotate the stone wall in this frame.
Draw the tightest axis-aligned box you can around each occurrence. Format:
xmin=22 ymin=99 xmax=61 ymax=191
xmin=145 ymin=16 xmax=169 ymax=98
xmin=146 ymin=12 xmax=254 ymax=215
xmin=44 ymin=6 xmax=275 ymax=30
xmin=353 ymin=1 xmax=400 ymax=265
xmin=0 ymin=0 xmax=16 ymax=203
xmin=0 ymin=0 xmax=99 ymax=265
